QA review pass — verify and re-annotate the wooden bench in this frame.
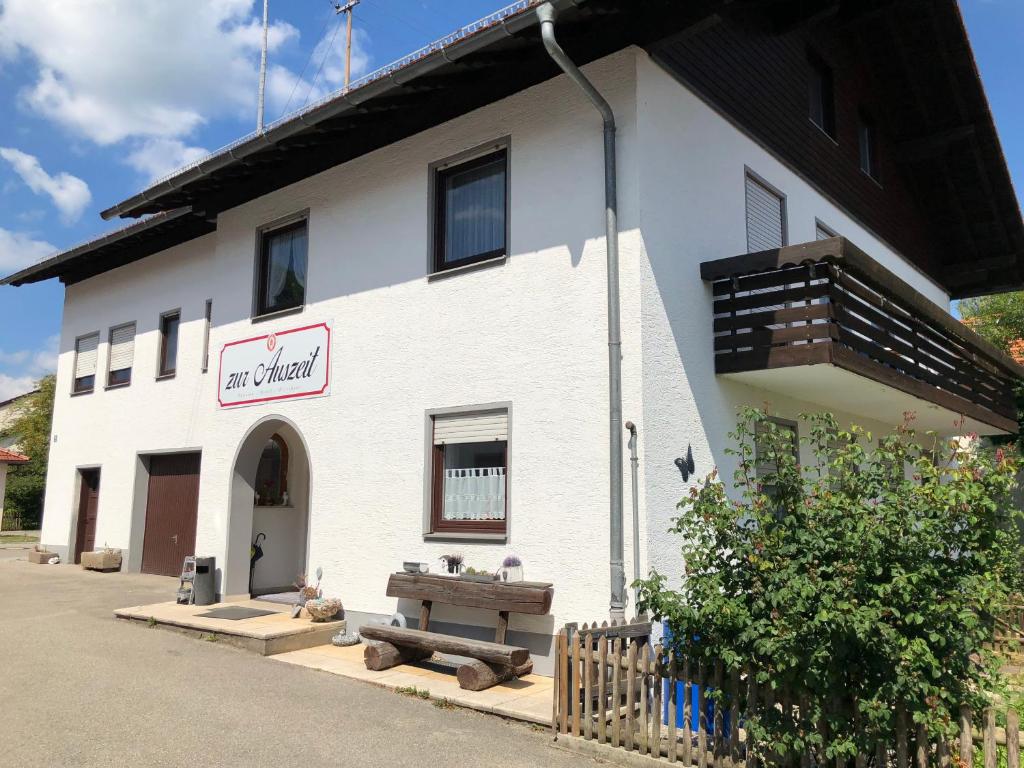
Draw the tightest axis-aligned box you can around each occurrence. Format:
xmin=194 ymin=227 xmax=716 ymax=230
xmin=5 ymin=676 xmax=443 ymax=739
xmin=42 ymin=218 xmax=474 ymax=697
xmin=359 ymin=572 xmax=554 ymax=691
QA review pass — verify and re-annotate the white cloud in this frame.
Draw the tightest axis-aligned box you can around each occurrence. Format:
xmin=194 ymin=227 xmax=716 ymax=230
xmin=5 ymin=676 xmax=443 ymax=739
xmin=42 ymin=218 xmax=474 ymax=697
xmin=0 ymin=373 xmax=37 ymax=402
xmin=0 ymin=335 xmax=57 ymax=399
xmin=125 ymin=138 xmax=210 ymax=184
xmin=0 ymin=227 xmax=55 ymax=274
xmin=0 ymin=0 xmax=300 ymax=146
xmin=258 ymin=26 xmax=372 ymax=119
xmin=0 ymin=147 xmax=91 ymax=222
xmin=0 ymin=335 xmax=57 ymax=376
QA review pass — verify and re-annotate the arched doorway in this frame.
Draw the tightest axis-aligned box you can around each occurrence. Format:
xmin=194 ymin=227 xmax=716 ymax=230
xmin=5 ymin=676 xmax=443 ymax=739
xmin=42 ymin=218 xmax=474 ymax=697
xmin=223 ymin=416 xmax=311 ymax=599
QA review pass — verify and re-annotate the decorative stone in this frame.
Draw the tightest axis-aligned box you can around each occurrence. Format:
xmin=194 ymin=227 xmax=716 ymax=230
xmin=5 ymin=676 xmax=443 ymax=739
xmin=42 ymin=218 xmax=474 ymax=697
xmin=304 ymin=597 xmax=343 ymax=622
xmin=28 ymin=550 xmax=57 ymax=564
xmin=331 ymin=630 xmax=361 ymax=647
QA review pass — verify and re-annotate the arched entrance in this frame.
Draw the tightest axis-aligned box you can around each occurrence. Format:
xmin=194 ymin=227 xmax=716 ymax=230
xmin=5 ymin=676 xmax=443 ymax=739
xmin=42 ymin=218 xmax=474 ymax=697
xmin=223 ymin=416 xmax=311 ymax=599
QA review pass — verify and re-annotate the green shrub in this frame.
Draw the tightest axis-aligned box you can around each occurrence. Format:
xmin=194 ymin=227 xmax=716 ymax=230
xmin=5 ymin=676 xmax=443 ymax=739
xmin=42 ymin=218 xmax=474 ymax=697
xmin=636 ymin=408 xmax=1023 ymax=761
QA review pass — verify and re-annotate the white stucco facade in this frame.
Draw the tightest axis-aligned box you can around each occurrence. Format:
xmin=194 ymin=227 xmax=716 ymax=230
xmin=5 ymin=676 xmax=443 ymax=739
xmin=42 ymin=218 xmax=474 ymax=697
xmin=39 ymin=48 xmax=965 ymax=671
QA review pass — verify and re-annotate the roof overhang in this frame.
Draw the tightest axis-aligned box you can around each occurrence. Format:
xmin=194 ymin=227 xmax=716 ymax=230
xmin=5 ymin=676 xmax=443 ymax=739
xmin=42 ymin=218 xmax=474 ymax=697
xmin=2 ymin=0 xmax=1021 ymax=296
xmin=0 ymin=208 xmax=214 ymax=287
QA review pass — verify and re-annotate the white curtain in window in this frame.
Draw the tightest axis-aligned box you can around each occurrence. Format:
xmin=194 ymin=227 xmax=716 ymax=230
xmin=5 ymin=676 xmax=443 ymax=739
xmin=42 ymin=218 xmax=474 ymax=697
xmin=75 ymin=334 xmax=99 ymax=378
xmin=443 ymin=467 xmax=506 ymax=521
xmin=289 ymin=227 xmax=308 ymax=291
xmin=265 ymin=225 xmax=307 ymax=306
xmin=108 ymin=324 xmax=135 ymax=372
xmin=445 ymin=157 xmax=505 ymax=263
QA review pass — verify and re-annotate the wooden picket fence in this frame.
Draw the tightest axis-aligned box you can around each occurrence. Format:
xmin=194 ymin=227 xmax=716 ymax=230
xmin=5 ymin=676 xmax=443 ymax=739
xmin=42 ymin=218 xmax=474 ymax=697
xmin=553 ymin=620 xmax=1023 ymax=768
xmin=995 ymin=602 xmax=1024 ymax=654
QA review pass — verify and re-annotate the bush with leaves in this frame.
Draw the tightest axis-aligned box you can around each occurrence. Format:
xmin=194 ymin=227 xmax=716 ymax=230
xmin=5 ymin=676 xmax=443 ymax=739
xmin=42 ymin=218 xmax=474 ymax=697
xmin=0 ymin=375 xmax=54 ymax=530
xmin=636 ymin=407 xmax=1023 ymax=762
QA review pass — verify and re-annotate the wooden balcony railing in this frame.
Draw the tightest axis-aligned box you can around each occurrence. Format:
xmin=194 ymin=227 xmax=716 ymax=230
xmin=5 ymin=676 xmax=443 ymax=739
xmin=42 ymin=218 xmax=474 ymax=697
xmin=700 ymin=237 xmax=1024 ymax=433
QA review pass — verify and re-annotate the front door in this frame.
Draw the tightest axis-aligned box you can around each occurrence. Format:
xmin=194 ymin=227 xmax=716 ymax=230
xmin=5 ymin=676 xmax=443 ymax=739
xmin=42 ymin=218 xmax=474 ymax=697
xmin=73 ymin=468 xmax=100 ymax=563
xmin=141 ymin=453 xmax=201 ymax=577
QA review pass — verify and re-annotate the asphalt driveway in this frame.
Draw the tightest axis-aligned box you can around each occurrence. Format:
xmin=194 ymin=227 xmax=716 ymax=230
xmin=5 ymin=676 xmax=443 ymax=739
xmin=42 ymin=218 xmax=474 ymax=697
xmin=0 ymin=556 xmax=599 ymax=768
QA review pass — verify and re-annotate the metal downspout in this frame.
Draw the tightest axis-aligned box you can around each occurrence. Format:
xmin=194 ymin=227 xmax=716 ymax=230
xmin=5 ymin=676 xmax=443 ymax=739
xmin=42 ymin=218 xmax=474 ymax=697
xmin=537 ymin=2 xmax=626 ymax=621
xmin=625 ymin=421 xmax=640 ymax=609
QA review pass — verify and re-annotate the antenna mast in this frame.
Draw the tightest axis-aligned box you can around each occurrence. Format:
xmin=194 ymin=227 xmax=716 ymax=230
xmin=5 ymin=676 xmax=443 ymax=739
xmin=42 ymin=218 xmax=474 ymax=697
xmin=335 ymin=0 xmax=360 ymax=90
xmin=257 ymin=0 xmax=269 ymax=131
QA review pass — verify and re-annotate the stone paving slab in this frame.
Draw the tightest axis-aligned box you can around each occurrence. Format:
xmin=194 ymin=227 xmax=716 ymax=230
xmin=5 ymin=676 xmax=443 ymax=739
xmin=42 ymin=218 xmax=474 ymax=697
xmin=270 ymin=642 xmax=553 ymax=725
xmin=114 ymin=599 xmax=344 ymax=653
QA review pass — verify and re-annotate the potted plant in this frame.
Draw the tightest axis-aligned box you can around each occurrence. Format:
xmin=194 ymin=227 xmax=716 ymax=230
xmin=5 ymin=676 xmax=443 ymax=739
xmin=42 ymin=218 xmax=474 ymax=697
xmin=81 ymin=546 xmax=122 ymax=572
xmin=500 ymin=554 xmax=524 ymax=583
xmin=440 ymin=553 xmax=464 ymax=575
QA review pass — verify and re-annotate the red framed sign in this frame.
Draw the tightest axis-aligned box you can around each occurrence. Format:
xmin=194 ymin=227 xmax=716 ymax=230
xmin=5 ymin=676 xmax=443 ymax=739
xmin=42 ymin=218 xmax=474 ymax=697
xmin=218 ymin=322 xmax=331 ymax=408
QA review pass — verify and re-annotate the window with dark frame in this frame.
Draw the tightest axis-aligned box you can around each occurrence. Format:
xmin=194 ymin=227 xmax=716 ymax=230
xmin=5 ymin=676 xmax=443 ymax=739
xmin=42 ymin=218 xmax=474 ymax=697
xmin=159 ymin=311 xmax=180 ymax=377
xmin=433 ymin=149 xmax=508 ymax=272
xmin=73 ymin=333 xmax=99 ymax=394
xmin=107 ymin=323 xmax=135 ymax=387
xmin=808 ymin=54 xmax=836 ymax=138
xmin=255 ymin=219 xmax=308 ymax=317
xmin=430 ymin=410 xmax=508 ymax=534
xmin=858 ymin=110 xmax=880 ymax=181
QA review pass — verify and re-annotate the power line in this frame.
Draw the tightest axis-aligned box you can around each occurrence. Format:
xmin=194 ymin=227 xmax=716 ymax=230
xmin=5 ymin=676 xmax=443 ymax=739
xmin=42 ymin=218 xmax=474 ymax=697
xmin=363 ymin=0 xmax=435 ymax=39
xmin=303 ymin=13 xmax=344 ymax=107
xmin=279 ymin=5 xmax=337 ymax=118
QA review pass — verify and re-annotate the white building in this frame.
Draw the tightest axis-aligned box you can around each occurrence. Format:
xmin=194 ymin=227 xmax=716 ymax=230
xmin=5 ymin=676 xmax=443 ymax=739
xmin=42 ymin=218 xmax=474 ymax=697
xmin=4 ymin=0 xmax=1022 ymax=673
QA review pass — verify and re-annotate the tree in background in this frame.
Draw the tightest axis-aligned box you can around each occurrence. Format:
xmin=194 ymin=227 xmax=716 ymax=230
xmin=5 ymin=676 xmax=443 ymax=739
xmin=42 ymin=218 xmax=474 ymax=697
xmin=960 ymin=292 xmax=1024 ymax=357
xmin=0 ymin=375 xmax=55 ymax=530
xmin=636 ymin=408 xmax=1022 ymax=763
xmin=960 ymin=292 xmax=1024 ymax=444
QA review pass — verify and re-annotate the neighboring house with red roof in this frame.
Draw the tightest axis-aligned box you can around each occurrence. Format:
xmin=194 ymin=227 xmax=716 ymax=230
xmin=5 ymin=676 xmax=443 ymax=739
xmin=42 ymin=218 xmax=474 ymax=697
xmin=0 ymin=447 xmax=30 ymax=530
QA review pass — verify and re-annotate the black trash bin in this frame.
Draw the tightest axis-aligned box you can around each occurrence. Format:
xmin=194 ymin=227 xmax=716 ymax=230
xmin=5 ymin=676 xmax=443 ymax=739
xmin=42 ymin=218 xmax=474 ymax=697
xmin=193 ymin=556 xmax=216 ymax=606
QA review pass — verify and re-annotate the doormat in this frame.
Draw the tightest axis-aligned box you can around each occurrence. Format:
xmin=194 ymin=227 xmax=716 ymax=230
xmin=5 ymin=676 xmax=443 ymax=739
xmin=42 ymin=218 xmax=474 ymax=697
xmin=195 ymin=607 xmax=277 ymax=621
xmin=253 ymin=592 xmax=300 ymax=605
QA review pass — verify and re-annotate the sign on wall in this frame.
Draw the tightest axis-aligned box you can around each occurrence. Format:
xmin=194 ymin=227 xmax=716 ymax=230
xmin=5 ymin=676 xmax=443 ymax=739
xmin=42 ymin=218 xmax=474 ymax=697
xmin=218 ymin=322 xmax=331 ymax=408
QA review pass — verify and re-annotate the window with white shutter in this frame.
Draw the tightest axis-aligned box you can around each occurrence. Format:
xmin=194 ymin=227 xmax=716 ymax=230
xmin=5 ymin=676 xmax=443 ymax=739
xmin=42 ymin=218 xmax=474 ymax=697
xmin=107 ymin=322 xmax=135 ymax=387
xmin=815 ymin=220 xmax=838 ymax=241
xmin=430 ymin=409 xmax=508 ymax=533
xmin=745 ymin=173 xmax=786 ymax=252
xmin=73 ymin=333 xmax=99 ymax=394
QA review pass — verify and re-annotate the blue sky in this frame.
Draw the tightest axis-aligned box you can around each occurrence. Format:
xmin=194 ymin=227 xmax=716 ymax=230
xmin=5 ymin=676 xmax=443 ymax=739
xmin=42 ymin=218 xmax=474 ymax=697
xmin=0 ymin=0 xmax=1021 ymax=399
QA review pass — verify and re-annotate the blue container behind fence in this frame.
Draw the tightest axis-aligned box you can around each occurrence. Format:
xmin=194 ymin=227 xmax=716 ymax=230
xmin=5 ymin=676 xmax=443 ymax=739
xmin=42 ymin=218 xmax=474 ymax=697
xmin=660 ymin=621 xmax=732 ymax=737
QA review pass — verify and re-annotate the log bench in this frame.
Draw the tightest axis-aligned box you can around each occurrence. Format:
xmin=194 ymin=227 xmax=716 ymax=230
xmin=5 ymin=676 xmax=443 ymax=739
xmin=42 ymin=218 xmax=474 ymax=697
xmin=359 ymin=572 xmax=554 ymax=691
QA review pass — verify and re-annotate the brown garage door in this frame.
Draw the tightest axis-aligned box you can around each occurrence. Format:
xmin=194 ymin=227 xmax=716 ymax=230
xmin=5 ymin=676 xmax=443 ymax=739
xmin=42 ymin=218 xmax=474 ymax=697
xmin=141 ymin=453 xmax=201 ymax=577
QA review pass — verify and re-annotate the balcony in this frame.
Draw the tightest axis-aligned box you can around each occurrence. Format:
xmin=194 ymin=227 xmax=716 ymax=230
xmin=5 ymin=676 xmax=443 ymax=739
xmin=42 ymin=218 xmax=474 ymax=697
xmin=701 ymin=238 xmax=1023 ymax=434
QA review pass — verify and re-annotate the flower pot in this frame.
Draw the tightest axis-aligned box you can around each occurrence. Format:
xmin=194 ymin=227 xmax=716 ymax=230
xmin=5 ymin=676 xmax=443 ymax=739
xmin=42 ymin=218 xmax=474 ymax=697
xmin=501 ymin=565 xmax=524 ymax=583
xmin=28 ymin=550 xmax=57 ymax=564
xmin=81 ymin=550 xmax=122 ymax=572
